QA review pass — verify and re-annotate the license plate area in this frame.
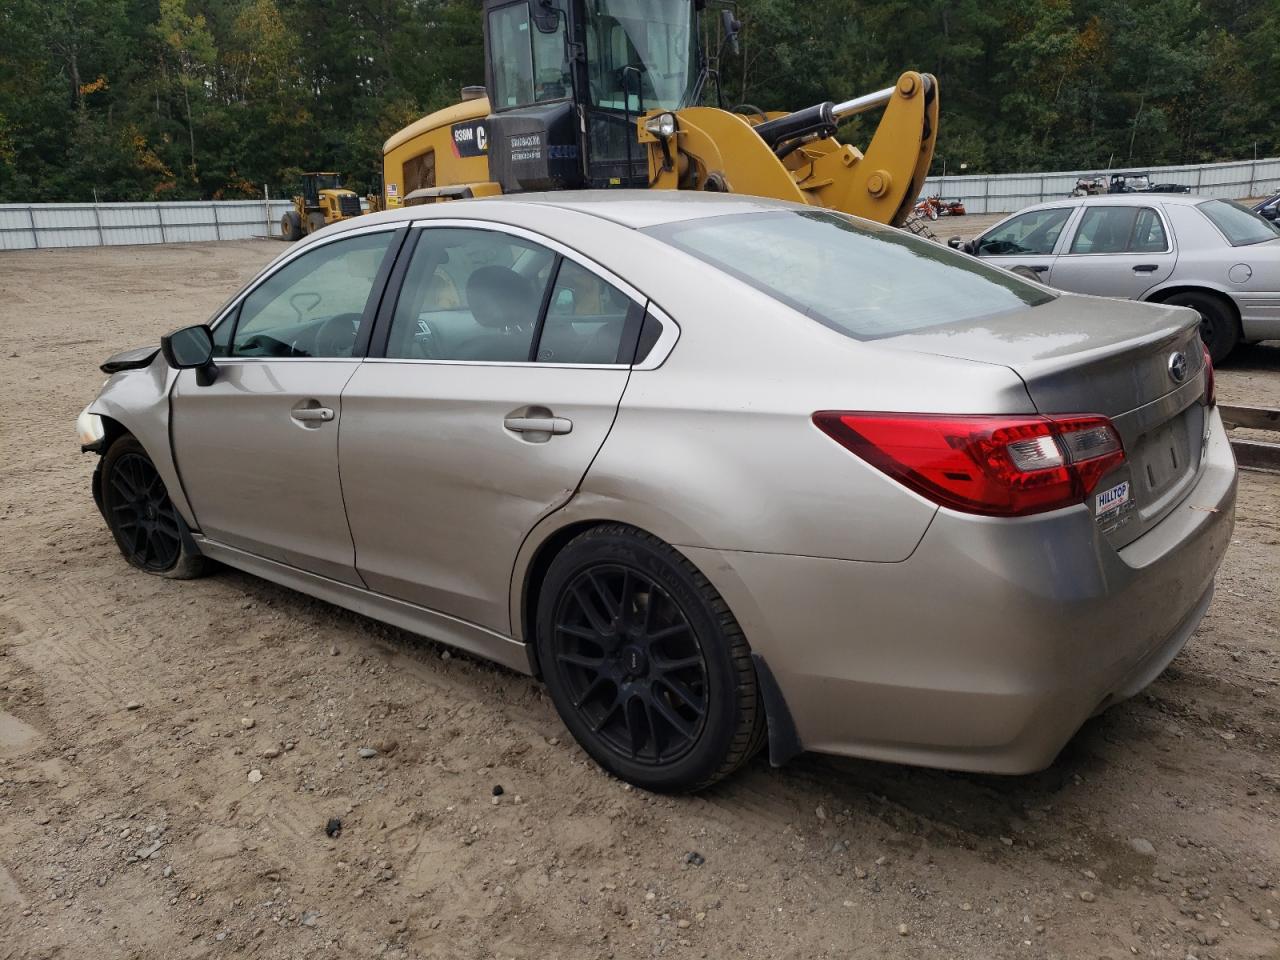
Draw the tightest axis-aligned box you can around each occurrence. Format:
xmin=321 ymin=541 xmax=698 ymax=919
xmin=1130 ymin=403 xmax=1204 ymax=523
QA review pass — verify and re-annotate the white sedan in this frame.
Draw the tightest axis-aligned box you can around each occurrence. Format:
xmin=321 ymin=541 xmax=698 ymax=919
xmin=954 ymin=194 xmax=1280 ymax=362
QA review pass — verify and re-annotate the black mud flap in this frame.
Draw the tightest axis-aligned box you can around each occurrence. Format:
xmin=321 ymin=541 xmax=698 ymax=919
xmin=751 ymin=653 xmax=802 ymax=767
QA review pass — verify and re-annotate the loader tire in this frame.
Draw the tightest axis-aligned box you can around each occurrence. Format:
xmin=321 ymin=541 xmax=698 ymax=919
xmin=280 ymin=211 xmax=302 ymax=241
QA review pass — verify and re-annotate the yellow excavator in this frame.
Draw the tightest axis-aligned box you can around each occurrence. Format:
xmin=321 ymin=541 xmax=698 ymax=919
xmin=382 ymin=0 xmax=937 ymax=228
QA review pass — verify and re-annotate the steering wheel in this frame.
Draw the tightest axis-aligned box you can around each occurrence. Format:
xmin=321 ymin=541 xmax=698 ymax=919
xmin=312 ymin=313 xmax=362 ymax=357
xmin=289 ymin=291 xmax=323 ymax=324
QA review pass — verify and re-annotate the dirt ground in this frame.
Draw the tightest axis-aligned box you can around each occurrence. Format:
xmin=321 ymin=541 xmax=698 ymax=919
xmin=1 ymin=240 xmax=1278 ymax=960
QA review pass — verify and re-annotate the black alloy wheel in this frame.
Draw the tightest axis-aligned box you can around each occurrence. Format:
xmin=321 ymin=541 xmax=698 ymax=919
xmin=551 ymin=564 xmax=709 ymax=765
xmin=107 ymin=451 xmax=184 ymax=571
xmin=536 ymin=524 xmax=765 ymax=792
xmin=101 ymin=436 xmax=209 ymax=579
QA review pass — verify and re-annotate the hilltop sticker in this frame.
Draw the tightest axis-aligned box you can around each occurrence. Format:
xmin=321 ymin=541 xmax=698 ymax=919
xmin=1095 ymin=481 xmax=1130 ymax=517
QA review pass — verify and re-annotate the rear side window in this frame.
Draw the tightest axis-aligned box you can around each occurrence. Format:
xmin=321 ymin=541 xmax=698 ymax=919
xmin=645 ymin=210 xmax=1053 ymax=340
xmin=1069 ymin=206 xmax=1167 ymax=254
xmin=1199 ymin=199 xmax=1280 ymax=246
xmin=539 ymin=260 xmax=638 ymax=364
xmin=385 ymin=228 xmax=554 ymax=362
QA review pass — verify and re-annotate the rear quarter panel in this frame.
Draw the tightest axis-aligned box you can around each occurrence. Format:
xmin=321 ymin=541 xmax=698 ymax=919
xmin=519 ymin=225 xmax=1037 ymax=564
xmin=1149 ymin=204 xmax=1280 ymax=338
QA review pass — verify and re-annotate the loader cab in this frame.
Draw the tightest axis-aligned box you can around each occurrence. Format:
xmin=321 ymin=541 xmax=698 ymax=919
xmin=482 ymin=0 xmax=704 ymax=190
xmin=301 ymin=172 xmax=344 ymax=206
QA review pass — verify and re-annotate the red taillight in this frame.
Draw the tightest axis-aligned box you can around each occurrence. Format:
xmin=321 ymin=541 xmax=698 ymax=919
xmin=1201 ymin=343 xmax=1215 ymax=407
xmin=813 ymin=412 xmax=1126 ymax=518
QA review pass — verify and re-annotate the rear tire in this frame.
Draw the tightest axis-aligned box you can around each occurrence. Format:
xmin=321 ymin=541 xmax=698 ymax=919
xmin=280 ymin=211 xmax=302 ymax=241
xmin=101 ymin=436 xmax=209 ymax=580
xmin=1161 ymin=291 xmax=1239 ymax=364
xmin=307 ymin=212 xmax=327 ymax=234
xmin=536 ymin=524 xmax=764 ymax=792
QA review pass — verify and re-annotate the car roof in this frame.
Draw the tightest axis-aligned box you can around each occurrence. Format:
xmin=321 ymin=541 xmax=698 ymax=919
xmin=1028 ymin=193 xmax=1212 ymax=211
xmin=326 ymin=190 xmax=802 ymax=235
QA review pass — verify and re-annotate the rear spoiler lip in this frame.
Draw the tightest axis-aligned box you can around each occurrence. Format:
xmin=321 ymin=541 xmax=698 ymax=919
xmin=100 ymin=345 xmax=160 ymax=375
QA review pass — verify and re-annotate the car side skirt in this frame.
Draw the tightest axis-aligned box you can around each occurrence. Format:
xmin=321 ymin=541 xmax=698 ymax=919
xmin=192 ymin=537 xmax=532 ymax=675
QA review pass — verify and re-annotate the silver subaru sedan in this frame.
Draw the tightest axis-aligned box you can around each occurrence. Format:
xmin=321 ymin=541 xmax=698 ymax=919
xmin=956 ymin=193 xmax=1280 ymax=363
xmin=76 ymin=192 xmax=1236 ymax=792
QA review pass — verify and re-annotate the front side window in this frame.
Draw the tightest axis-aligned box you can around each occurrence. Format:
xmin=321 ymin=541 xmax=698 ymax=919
xmin=585 ymin=0 xmax=697 ymax=112
xmin=646 ymin=210 xmax=1054 ymax=340
xmin=1199 ymin=198 xmax=1280 ymax=246
xmin=230 ymin=231 xmax=394 ymax=358
xmin=976 ymin=208 xmax=1072 ymax=257
xmin=1069 ymin=206 xmax=1167 ymax=254
xmin=385 ymin=228 xmax=555 ymax=362
xmin=488 ymin=2 xmax=572 ymax=109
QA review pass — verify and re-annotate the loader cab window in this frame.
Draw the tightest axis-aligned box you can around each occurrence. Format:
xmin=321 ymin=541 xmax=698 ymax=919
xmin=585 ymin=0 xmax=698 ymax=112
xmin=488 ymin=2 xmax=572 ymax=109
xmin=302 ymin=173 xmax=342 ymax=203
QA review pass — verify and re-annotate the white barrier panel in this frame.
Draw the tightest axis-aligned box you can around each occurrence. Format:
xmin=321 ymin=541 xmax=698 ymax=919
xmin=922 ymin=156 xmax=1280 ymax=214
xmin=0 ymin=200 xmax=297 ymax=251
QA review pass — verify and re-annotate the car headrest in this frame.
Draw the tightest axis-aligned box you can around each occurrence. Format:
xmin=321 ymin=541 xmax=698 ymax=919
xmin=467 ymin=265 xmax=531 ymax=329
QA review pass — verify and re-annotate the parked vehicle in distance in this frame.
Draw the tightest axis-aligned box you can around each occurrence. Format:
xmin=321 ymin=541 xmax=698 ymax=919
xmin=1071 ymin=173 xmax=1191 ymax=197
xmin=1253 ymin=191 xmax=1280 ymax=222
xmin=1071 ymin=175 xmax=1108 ymax=197
xmin=952 ymin=193 xmax=1280 ymax=362
xmin=914 ymin=195 xmax=943 ymax=220
xmin=913 ymin=196 xmax=966 ymax=220
xmin=77 ymin=192 xmax=1234 ymax=792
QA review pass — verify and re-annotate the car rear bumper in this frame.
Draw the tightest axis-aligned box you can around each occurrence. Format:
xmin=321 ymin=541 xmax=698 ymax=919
xmin=682 ymin=408 xmax=1237 ymax=774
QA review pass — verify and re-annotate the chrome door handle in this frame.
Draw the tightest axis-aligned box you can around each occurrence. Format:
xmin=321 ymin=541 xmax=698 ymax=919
xmin=291 ymin=407 xmax=334 ymax=422
xmin=504 ymin=416 xmax=572 ymax=435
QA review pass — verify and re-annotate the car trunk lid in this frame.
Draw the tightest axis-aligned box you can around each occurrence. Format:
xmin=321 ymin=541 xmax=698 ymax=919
xmin=877 ymin=294 xmax=1210 ymax=547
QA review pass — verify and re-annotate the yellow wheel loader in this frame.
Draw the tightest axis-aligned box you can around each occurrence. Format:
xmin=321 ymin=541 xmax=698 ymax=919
xmin=382 ymin=0 xmax=937 ymax=229
xmin=280 ymin=172 xmax=365 ymax=241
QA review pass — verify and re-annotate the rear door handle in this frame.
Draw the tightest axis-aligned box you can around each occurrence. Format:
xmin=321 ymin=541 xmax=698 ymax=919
xmin=1027 ymin=264 xmax=1049 ymax=272
xmin=1132 ymin=264 xmax=1159 ymax=273
xmin=504 ymin=416 xmax=573 ymax=435
xmin=291 ymin=407 xmax=334 ymax=422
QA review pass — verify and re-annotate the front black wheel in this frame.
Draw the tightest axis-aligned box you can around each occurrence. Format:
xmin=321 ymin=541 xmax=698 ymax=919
xmin=101 ymin=436 xmax=209 ymax=579
xmin=536 ymin=525 xmax=765 ymax=792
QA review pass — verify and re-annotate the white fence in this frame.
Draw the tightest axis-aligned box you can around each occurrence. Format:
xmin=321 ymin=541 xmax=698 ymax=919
xmin=0 ymin=200 xmax=296 ymax=251
xmin=922 ymin=156 xmax=1280 ymax=214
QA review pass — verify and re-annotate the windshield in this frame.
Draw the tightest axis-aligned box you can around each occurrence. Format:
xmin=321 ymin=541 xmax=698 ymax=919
xmin=645 ymin=210 xmax=1055 ymax=340
xmin=311 ymin=174 xmax=342 ymax=191
xmin=1199 ymin=198 xmax=1280 ymax=246
xmin=585 ymin=0 xmax=697 ymax=112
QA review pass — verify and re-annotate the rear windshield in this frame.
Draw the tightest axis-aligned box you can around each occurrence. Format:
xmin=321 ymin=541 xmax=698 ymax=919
xmin=643 ymin=210 xmax=1054 ymax=340
xmin=1199 ymin=199 xmax=1280 ymax=246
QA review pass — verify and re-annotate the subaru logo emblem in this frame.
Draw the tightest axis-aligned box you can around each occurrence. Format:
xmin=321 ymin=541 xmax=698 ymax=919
xmin=1167 ymin=351 xmax=1188 ymax=384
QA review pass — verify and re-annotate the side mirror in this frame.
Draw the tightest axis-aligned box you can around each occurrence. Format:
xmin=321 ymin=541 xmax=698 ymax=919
xmin=720 ymin=9 xmax=742 ymax=56
xmin=947 ymin=237 xmax=963 ymax=249
xmin=533 ymin=0 xmax=561 ymax=32
xmin=160 ymin=324 xmax=217 ymax=386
